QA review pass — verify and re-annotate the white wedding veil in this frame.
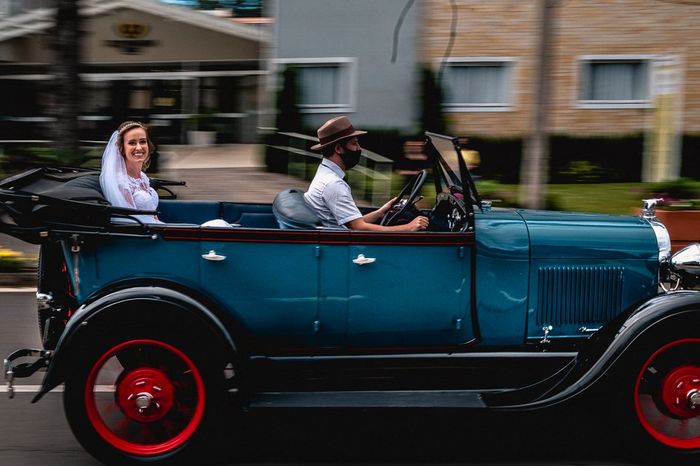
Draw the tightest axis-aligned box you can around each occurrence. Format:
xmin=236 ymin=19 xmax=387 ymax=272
xmin=99 ymin=130 xmax=132 ymax=209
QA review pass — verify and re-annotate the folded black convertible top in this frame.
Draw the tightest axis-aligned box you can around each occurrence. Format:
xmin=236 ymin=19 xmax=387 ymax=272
xmin=0 ymin=167 xmax=160 ymax=243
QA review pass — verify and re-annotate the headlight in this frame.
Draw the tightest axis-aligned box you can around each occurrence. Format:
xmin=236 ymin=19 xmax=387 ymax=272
xmin=670 ymin=243 xmax=700 ymax=288
xmin=650 ymin=220 xmax=671 ymax=262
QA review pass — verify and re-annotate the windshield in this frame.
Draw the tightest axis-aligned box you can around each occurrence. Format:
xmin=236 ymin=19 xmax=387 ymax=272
xmin=428 ymin=133 xmax=462 ymax=188
xmin=425 ymin=132 xmax=482 ymax=210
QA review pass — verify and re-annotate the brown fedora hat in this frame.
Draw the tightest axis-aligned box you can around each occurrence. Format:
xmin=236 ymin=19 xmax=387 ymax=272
xmin=310 ymin=116 xmax=367 ymax=151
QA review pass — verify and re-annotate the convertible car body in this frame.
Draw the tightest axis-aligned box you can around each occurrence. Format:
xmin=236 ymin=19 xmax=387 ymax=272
xmin=3 ymin=133 xmax=700 ymax=465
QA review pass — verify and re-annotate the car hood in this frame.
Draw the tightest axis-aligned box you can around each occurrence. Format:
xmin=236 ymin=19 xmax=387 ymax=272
xmin=516 ymin=209 xmax=658 ymax=260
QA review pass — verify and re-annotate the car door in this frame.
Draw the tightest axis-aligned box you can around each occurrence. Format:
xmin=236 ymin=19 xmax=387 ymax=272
xmin=198 ymin=227 xmax=320 ymax=352
xmin=317 ymin=230 xmax=474 ymax=350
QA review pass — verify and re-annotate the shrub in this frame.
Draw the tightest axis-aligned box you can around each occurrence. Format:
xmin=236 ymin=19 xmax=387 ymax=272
xmin=645 ymin=178 xmax=700 ymax=210
xmin=0 ymin=248 xmax=36 ymax=273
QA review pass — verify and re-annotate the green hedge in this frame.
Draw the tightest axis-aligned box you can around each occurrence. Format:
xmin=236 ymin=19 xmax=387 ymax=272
xmin=470 ymin=134 xmax=645 ymax=184
xmin=681 ymin=134 xmax=700 ymax=179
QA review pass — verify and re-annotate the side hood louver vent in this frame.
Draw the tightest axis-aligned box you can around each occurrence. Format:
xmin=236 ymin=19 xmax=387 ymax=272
xmin=536 ymin=266 xmax=624 ymax=326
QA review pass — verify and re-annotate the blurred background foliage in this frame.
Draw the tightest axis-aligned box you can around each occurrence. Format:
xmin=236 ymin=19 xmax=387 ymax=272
xmin=0 ymin=247 xmax=36 ymax=273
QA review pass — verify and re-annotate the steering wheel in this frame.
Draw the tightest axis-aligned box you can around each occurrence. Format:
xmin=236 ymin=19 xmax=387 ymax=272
xmin=430 ymin=191 xmax=470 ymax=232
xmin=380 ymin=169 xmax=428 ymax=226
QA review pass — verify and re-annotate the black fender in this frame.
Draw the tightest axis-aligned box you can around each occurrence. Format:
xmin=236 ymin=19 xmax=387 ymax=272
xmin=486 ymin=290 xmax=700 ymax=409
xmin=32 ymin=286 xmax=237 ymax=403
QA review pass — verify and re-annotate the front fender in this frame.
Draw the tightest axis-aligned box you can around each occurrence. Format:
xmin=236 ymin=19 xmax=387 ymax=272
xmin=486 ymin=291 xmax=700 ymax=409
xmin=32 ymin=286 xmax=237 ymax=403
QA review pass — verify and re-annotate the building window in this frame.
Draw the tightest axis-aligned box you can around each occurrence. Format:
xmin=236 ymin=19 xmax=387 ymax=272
xmin=579 ymin=56 xmax=651 ymax=108
xmin=441 ymin=59 xmax=513 ymax=111
xmin=200 ymin=77 xmax=219 ymax=112
xmin=84 ymin=81 xmax=111 ymax=115
xmin=274 ymin=58 xmax=356 ymax=113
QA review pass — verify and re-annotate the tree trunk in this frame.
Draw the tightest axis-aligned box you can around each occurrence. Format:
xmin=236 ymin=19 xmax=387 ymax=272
xmin=48 ymin=0 xmax=82 ymax=160
xmin=519 ymin=0 xmax=556 ymax=209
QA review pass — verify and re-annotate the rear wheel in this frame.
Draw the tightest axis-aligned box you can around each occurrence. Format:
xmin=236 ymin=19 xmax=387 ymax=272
xmin=64 ymin=332 xmax=226 ymax=465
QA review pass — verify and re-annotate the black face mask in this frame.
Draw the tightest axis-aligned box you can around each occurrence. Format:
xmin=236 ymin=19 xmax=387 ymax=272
xmin=340 ymin=144 xmax=361 ymax=170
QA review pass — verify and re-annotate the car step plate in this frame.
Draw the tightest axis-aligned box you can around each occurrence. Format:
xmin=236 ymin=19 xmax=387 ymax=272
xmin=249 ymin=390 xmax=487 ymax=409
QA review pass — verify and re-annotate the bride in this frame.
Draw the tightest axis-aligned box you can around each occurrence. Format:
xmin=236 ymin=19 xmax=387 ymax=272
xmin=100 ymin=121 xmax=230 ymax=227
xmin=100 ymin=121 xmax=161 ymax=224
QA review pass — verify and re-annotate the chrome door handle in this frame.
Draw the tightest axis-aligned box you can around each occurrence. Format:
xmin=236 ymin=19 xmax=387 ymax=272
xmin=352 ymin=254 xmax=376 ymax=266
xmin=202 ymin=250 xmax=226 ymax=261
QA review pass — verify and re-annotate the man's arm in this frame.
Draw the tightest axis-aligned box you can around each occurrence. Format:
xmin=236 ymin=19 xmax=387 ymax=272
xmin=346 ymin=215 xmax=428 ymax=232
xmin=361 ymin=196 xmax=396 ymax=224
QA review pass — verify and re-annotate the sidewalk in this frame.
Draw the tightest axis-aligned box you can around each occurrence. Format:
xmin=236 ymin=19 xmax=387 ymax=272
xmin=156 ymin=143 xmax=309 ymax=203
xmin=158 ymin=143 xmax=266 ymax=170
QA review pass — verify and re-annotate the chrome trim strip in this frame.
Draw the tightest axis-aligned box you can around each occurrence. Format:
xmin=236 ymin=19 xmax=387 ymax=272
xmin=253 ymin=352 xmax=578 ymax=362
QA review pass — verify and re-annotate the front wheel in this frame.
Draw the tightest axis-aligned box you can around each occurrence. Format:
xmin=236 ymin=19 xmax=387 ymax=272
xmin=64 ymin=335 xmax=225 ymax=465
xmin=618 ymin=336 xmax=700 ymax=465
xmin=635 ymin=338 xmax=700 ymax=449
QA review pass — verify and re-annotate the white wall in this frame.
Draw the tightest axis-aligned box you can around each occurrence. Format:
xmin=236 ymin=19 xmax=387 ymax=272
xmin=272 ymin=0 xmax=420 ymax=134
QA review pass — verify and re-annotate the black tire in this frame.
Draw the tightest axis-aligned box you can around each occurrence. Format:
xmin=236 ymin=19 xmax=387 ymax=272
xmin=63 ymin=328 xmax=227 ymax=465
xmin=615 ymin=323 xmax=700 ymax=465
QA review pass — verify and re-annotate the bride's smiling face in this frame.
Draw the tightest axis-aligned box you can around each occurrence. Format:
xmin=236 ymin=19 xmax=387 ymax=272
xmin=121 ymin=127 xmax=149 ymax=174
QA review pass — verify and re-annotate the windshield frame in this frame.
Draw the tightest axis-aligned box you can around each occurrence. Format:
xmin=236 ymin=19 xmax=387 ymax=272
xmin=424 ymin=132 xmax=482 ymax=211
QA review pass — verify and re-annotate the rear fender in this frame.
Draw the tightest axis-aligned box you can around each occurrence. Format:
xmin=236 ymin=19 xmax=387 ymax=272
xmin=487 ymin=291 xmax=700 ymax=409
xmin=32 ymin=286 xmax=237 ymax=402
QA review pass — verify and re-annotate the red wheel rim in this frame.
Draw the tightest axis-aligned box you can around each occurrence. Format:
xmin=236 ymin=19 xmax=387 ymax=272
xmin=84 ymin=339 xmax=206 ymax=456
xmin=634 ymin=338 xmax=700 ymax=449
xmin=115 ymin=367 xmax=175 ymax=423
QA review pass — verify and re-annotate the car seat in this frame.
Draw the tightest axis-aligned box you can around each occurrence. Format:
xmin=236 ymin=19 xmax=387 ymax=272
xmin=272 ymin=188 xmax=321 ymax=229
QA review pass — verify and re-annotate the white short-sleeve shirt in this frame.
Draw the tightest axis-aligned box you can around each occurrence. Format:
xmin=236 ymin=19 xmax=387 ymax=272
xmin=304 ymin=158 xmax=362 ymax=228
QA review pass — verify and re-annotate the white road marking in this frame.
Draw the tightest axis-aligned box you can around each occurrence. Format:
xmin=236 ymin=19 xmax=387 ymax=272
xmin=0 ymin=385 xmax=116 ymax=393
xmin=0 ymin=385 xmax=57 ymax=393
xmin=0 ymin=287 xmax=37 ymax=293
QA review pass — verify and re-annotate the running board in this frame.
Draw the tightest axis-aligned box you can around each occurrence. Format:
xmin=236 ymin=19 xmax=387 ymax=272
xmin=248 ymin=390 xmax=488 ymax=409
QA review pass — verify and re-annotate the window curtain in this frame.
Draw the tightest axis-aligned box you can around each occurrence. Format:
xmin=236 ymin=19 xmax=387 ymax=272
xmin=299 ymin=66 xmax=340 ymax=106
xmin=589 ymin=62 xmax=647 ymax=100
xmin=445 ymin=65 xmax=506 ymax=104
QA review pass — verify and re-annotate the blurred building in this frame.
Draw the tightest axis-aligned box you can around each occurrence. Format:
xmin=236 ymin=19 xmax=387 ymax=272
xmin=2 ymin=0 xmax=698 ymax=180
xmin=424 ymin=1 xmax=697 ymax=135
xmin=0 ymin=0 xmax=270 ymax=143
xmin=267 ymin=0 xmax=421 ymax=134
xmin=268 ymin=0 xmax=699 ymax=181
xmin=425 ymin=0 xmax=698 ymax=181
xmin=159 ymin=1 xmax=263 ymax=17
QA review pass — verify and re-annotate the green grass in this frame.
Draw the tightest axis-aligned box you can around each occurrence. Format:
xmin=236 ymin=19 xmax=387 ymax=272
xmin=390 ymin=176 xmax=654 ymax=215
xmin=547 ymin=183 xmax=649 ymax=214
xmin=475 ymin=180 xmax=689 ymax=215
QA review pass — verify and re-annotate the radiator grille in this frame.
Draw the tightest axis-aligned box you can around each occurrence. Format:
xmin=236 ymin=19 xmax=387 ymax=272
xmin=536 ymin=266 xmax=624 ymax=326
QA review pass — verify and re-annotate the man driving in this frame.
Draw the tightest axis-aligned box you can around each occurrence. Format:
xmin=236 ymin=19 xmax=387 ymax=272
xmin=304 ymin=116 xmax=429 ymax=231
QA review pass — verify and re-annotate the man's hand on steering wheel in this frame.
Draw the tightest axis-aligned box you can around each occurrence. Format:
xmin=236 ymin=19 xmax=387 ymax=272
xmin=405 ymin=215 xmax=429 ymax=231
xmin=380 ymin=169 xmax=428 ymax=227
xmin=378 ymin=196 xmax=399 ymax=217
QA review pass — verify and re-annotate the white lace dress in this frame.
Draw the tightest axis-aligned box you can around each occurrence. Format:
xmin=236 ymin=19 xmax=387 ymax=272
xmin=123 ymin=173 xmax=162 ymax=223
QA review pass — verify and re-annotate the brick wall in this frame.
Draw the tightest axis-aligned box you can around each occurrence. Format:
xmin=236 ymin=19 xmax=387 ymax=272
xmin=424 ymin=0 xmax=700 ymax=137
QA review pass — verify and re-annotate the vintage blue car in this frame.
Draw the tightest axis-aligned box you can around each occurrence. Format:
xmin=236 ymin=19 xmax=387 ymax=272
xmin=3 ymin=132 xmax=700 ymax=465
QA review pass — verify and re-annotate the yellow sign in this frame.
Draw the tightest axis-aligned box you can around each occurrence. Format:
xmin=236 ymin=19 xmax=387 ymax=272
xmin=644 ymin=55 xmax=683 ymax=183
xmin=115 ymin=23 xmax=149 ymax=39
